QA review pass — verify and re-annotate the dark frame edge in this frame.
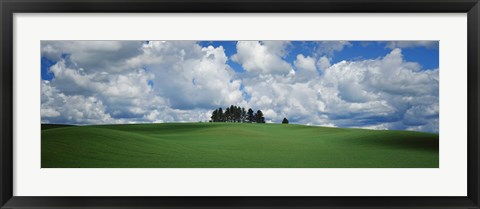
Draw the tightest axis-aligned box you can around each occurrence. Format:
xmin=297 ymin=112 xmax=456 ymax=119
xmin=1 ymin=196 xmax=480 ymax=209
xmin=0 ymin=0 xmax=13 ymax=208
xmin=468 ymin=1 xmax=480 ymax=207
xmin=0 ymin=0 xmax=478 ymax=13
xmin=1 ymin=0 xmax=480 ymax=209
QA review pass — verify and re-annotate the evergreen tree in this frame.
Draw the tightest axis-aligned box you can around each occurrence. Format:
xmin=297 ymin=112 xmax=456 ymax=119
xmin=256 ymin=110 xmax=265 ymax=123
xmin=230 ymin=105 xmax=235 ymax=122
xmin=218 ymin=108 xmax=224 ymax=122
xmin=234 ymin=106 xmax=241 ymax=122
xmin=225 ymin=107 xmax=231 ymax=122
xmin=282 ymin=117 xmax=289 ymax=124
xmin=247 ymin=108 xmax=254 ymax=123
xmin=210 ymin=106 xmax=268 ymax=124
xmin=241 ymin=108 xmax=246 ymax=123
xmin=211 ymin=109 xmax=218 ymax=122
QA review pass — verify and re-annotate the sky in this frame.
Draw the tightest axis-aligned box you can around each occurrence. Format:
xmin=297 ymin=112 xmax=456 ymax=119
xmin=41 ymin=41 xmax=439 ymax=133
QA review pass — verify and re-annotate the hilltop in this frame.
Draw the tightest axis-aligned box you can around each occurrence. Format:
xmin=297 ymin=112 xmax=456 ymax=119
xmin=41 ymin=123 xmax=439 ymax=168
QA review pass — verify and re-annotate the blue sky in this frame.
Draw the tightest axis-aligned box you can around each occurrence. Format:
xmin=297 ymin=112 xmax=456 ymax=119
xmin=197 ymin=41 xmax=439 ymax=72
xmin=41 ymin=41 xmax=439 ymax=132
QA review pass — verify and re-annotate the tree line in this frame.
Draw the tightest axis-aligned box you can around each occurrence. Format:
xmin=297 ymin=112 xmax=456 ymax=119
xmin=210 ymin=105 xmax=265 ymax=123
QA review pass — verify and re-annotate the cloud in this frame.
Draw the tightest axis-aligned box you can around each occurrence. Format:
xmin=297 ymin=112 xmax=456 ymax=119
xmin=242 ymin=48 xmax=438 ymax=132
xmin=293 ymin=54 xmax=318 ymax=82
xmin=385 ymin=41 xmax=438 ymax=49
xmin=41 ymin=41 xmax=439 ymax=133
xmin=139 ymin=41 xmax=244 ymax=109
xmin=261 ymin=41 xmax=291 ymax=57
xmin=42 ymin=41 xmax=144 ymax=74
xmin=41 ymin=81 xmax=116 ymax=124
xmin=321 ymin=48 xmax=438 ymax=132
xmin=316 ymin=41 xmax=352 ymax=57
xmin=317 ymin=56 xmax=331 ymax=72
xmin=243 ymin=74 xmax=330 ymax=126
xmin=41 ymin=41 xmax=244 ymax=124
xmin=48 ymin=59 xmax=154 ymax=98
xmin=231 ymin=41 xmax=293 ymax=75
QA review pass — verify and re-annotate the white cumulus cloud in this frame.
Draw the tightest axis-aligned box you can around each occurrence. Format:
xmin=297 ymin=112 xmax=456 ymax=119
xmin=41 ymin=41 xmax=245 ymax=124
xmin=41 ymin=41 xmax=439 ymax=133
xmin=385 ymin=41 xmax=438 ymax=49
xmin=231 ymin=41 xmax=293 ymax=75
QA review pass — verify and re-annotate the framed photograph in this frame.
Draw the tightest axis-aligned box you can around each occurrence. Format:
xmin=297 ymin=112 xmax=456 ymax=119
xmin=1 ymin=0 xmax=479 ymax=208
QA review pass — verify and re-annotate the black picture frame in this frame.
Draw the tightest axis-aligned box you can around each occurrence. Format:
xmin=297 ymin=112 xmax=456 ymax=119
xmin=1 ymin=0 xmax=479 ymax=208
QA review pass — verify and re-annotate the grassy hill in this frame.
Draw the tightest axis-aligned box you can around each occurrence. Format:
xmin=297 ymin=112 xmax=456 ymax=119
xmin=41 ymin=123 xmax=439 ymax=168
xmin=41 ymin=124 xmax=74 ymax=130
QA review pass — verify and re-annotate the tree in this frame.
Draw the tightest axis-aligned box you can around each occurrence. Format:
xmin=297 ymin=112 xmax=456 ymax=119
xmin=282 ymin=118 xmax=289 ymax=124
xmin=241 ymin=108 xmax=247 ymax=123
xmin=232 ymin=106 xmax=237 ymax=122
xmin=225 ymin=107 xmax=231 ymax=122
xmin=210 ymin=106 xmax=268 ymax=124
xmin=218 ymin=108 xmax=224 ymax=122
xmin=231 ymin=105 xmax=236 ymax=122
xmin=211 ymin=109 xmax=218 ymax=122
xmin=247 ymin=108 xmax=254 ymax=123
xmin=236 ymin=106 xmax=242 ymax=122
xmin=256 ymin=110 xmax=265 ymax=123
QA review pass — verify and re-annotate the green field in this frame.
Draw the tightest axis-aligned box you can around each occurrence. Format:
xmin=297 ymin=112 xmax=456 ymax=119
xmin=41 ymin=123 xmax=439 ymax=168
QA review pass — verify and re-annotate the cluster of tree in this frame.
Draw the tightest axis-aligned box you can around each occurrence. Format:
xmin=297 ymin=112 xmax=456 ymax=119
xmin=210 ymin=105 xmax=265 ymax=123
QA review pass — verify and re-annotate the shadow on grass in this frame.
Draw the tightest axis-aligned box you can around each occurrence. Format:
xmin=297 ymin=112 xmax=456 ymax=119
xmin=94 ymin=122 xmax=225 ymax=134
xmin=41 ymin=124 xmax=75 ymax=130
xmin=360 ymin=132 xmax=439 ymax=152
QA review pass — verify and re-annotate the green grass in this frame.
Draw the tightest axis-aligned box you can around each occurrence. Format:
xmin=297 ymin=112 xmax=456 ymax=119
xmin=41 ymin=123 xmax=439 ymax=168
xmin=41 ymin=124 xmax=75 ymax=130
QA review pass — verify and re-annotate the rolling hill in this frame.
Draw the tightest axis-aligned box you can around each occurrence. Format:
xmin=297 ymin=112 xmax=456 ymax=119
xmin=41 ymin=123 xmax=439 ymax=168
